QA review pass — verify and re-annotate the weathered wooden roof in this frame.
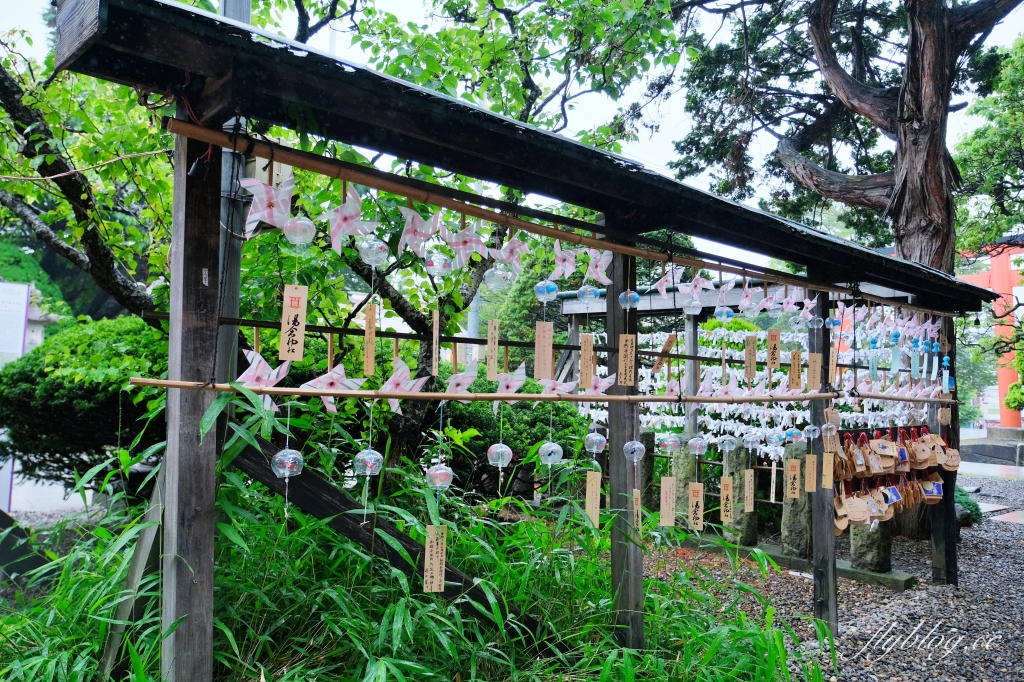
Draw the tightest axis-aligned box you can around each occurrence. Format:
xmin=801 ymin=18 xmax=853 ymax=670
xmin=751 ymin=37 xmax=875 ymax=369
xmin=53 ymin=0 xmax=996 ymax=312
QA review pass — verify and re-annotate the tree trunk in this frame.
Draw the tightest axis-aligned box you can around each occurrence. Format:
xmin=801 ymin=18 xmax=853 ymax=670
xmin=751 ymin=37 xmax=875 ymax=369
xmin=889 ymin=0 xmax=961 ymax=272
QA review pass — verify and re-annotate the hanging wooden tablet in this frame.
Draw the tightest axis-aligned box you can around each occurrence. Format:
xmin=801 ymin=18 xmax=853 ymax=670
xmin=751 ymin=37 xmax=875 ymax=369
xmin=720 ymin=476 xmax=734 ymax=523
xmin=804 ymin=454 xmax=817 ymax=492
xmin=766 ymin=329 xmax=781 ymax=372
xmin=688 ymin=482 xmax=704 ymax=531
xmin=363 ymin=303 xmax=377 ymax=376
xmin=632 ymin=488 xmax=642 ymax=538
xmin=431 ymin=310 xmax=440 ymax=375
xmin=534 ymin=321 xmax=554 ymax=380
xmin=659 ymin=476 xmax=676 ymax=527
xmin=807 ymin=353 xmax=822 ymax=391
xmin=744 ymin=469 xmax=755 ymax=512
xmin=786 ymin=458 xmax=800 ymax=498
xmin=585 ymin=471 xmax=601 ymax=527
xmin=769 ymin=460 xmax=778 ymax=503
xmin=828 ymin=346 xmax=838 ymax=385
xmin=617 ymin=334 xmax=636 ymax=386
xmin=423 ymin=525 xmax=447 ymax=593
xmin=579 ymin=333 xmax=595 ymax=388
xmin=652 ymin=333 xmax=676 ymax=374
xmin=279 ymin=284 xmax=309 ymax=361
xmin=744 ymin=335 xmax=757 ymax=381
xmin=788 ymin=350 xmax=802 ymax=390
xmin=486 ymin=319 xmax=500 ymax=380
xmin=821 ymin=450 xmax=833 ymax=488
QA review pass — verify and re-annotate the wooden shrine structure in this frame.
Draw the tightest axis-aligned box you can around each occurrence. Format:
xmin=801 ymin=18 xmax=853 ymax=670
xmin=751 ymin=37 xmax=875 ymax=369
xmin=51 ymin=0 xmax=996 ymax=679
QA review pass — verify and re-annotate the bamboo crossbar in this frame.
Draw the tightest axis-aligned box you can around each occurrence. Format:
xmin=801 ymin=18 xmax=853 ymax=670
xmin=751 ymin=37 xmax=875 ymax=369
xmin=127 ymin=378 xmax=958 ymax=405
xmin=163 ymin=119 xmax=962 ymax=320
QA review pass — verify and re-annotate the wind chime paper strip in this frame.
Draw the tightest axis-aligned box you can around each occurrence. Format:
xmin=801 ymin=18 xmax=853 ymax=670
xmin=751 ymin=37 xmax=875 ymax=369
xmin=585 ymin=471 xmax=601 ymax=527
xmin=786 ymin=458 xmax=801 ymax=499
xmin=821 ymin=451 xmax=833 ymax=488
xmin=534 ymin=321 xmax=554 ymax=380
xmin=580 ymin=333 xmax=594 ymax=388
xmin=807 ymin=353 xmax=822 ymax=391
xmin=363 ymin=303 xmax=377 ymax=377
xmin=788 ymin=350 xmax=802 ymax=390
xmin=485 ymin=320 xmax=499 ymax=380
xmin=659 ymin=476 xmax=676 ymax=527
xmin=632 ymin=489 xmax=642 ymax=538
xmin=423 ymin=525 xmax=447 ymax=593
xmin=829 ymin=345 xmax=838 ymax=384
xmin=769 ymin=461 xmax=778 ymax=503
xmin=432 ymin=310 xmax=440 ymax=376
xmin=652 ymin=333 xmax=676 ymax=374
xmin=279 ymin=284 xmax=308 ymax=362
xmin=720 ymin=476 xmax=734 ymax=523
xmin=744 ymin=470 xmax=755 ymax=512
xmin=744 ymin=335 xmax=757 ymax=381
xmin=617 ymin=334 xmax=636 ymax=386
xmin=767 ymin=329 xmax=781 ymax=372
xmin=688 ymin=482 xmax=704 ymax=531
xmin=804 ymin=454 xmax=817 ymax=492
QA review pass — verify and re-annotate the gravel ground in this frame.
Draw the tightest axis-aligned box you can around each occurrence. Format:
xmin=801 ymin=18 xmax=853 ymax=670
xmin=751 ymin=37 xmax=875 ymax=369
xmin=647 ymin=475 xmax=1024 ymax=682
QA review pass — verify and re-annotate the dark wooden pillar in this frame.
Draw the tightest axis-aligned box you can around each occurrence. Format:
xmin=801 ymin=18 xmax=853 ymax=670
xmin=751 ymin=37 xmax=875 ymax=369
xmin=807 ymin=287 xmax=838 ymax=634
xmin=606 ymin=242 xmax=643 ymax=649
xmin=930 ymin=317 xmax=958 ymax=585
xmin=163 ymin=114 xmax=222 ymax=682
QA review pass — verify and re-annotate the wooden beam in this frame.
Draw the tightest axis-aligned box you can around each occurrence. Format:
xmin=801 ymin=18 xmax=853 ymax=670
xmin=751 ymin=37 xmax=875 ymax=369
xmin=807 ymin=289 xmax=838 ymax=634
xmin=605 ymin=238 xmax=643 ymax=649
xmin=162 ymin=114 xmax=221 ymax=682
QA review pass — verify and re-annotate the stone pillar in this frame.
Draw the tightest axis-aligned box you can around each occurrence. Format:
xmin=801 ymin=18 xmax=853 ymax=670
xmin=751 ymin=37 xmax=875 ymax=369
xmin=781 ymin=442 xmax=812 ymax=559
xmin=851 ymin=520 xmax=893 ymax=572
xmin=723 ymin=445 xmax=757 ymax=546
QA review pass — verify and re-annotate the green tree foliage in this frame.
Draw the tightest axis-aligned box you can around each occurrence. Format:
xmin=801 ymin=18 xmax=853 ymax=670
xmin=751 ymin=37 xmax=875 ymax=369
xmin=0 ymin=316 xmax=166 ymax=487
xmin=956 ymin=37 xmax=1024 ymax=257
xmin=0 ymin=241 xmax=60 ymax=301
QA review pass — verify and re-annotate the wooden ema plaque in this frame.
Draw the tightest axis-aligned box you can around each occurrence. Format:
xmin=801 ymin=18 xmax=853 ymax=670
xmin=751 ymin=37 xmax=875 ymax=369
xmin=617 ymin=334 xmax=636 ymax=386
xmin=720 ymin=476 xmax=734 ymax=523
xmin=659 ymin=476 xmax=676 ymax=527
xmin=821 ymin=450 xmax=833 ymax=488
xmin=804 ymin=454 xmax=817 ymax=492
xmin=279 ymin=284 xmax=308 ymax=361
xmin=534 ymin=321 xmax=554 ymax=380
xmin=786 ymin=458 xmax=801 ymax=499
xmin=363 ymin=303 xmax=377 ymax=376
xmin=744 ymin=470 xmax=755 ymax=512
xmin=688 ymin=482 xmax=704 ymax=531
xmin=766 ymin=329 xmax=781 ymax=371
xmin=431 ymin=310 xmax=440 ymax=376
xmin=632 ymin=489 xmax=642 ymax=538
xmin=744 ymin=335 xmax=757 ymax=381
xmin=788 ymin=350 xmax=802 ymax=390
xmin=807 ymin=353 xmax=822 ymax=391
xmin=579 ymin=333 xmax=595 ymax=388
xmin=585 ymin=471 xmax=601 ymax=527
xmin=486 ymin=319 xmax=500 ymax=380
xmin=652 ymin=333 xmax=676 ymax=374
xmin=423 ymin=525 xmax=447 ymax=593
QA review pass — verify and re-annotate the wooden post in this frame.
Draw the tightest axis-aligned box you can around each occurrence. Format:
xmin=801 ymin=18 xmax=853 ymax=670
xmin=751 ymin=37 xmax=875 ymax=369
xmin=930 ymin=317 xmax=958 ymax=585
xmin=685 ymin=314 xmax=699 ymax=436
xmin=163 ymin=117 xmax=221 ymax=682
xmin=606 ymin=243 xmax=643 ymax=649
xmin=807 ymin=287 xmax=838 ymax=634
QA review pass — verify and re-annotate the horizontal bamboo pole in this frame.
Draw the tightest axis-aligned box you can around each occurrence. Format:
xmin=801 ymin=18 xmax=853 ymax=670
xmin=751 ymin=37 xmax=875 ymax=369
xmin=128 ymin=378 xmax=958 ymax=405
xmin=164 ymin=119 xmax=960 ymax=319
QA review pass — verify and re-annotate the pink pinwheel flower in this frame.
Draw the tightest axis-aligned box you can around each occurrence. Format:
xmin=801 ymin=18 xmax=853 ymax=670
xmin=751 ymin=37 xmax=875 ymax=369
xmin=535 ymin=378 xmax=578 ymax=406
xmin=665 ymin=378 xmax=681 ymax=396
xmin=715 ymin=374 xmax=740 ymax=398
xmin=237 ymin=349 xmax=291 ymax=411
xmin=441 ymin=220 xmax=489 ymax=269
xmin=551 ymin=240 xmax=582 ymax=280
xmin=800 ymin=294 xmax=818 ymax=320
xmin=379 ymin=359 xmax=430 ymax=415
xmin=715 ymin=280 xmax=736 ymax=307
xmin=301 ymin=365 xmax=366 ymax=413
xmin=323 ymin=185 xmax=377 ymax=255
xmin=580 ymin=372 xmax=616 ymax=414
xmin=584 ymin=249 xmax=613 ymax=285
xmin=238 ymin=176 xmax=294 ymax=239
xmin=445 ymin=361 xmax=479 ymax=403
xmin=494 ymin=362 xmax=527 ymax=415
xmin=489 ymin=236 xmax=530 ymax=275
xmin=780 ymin=288 xmax=800 ymax=313
xmin=397 ymin=207 xmax=442 ymax=257
xmin=655 ymin=265 xmax=686 ymax=298
xmin=738 ymin=280 xmax=754 ymax=313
